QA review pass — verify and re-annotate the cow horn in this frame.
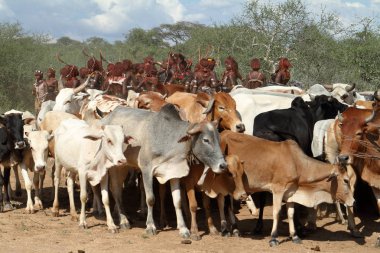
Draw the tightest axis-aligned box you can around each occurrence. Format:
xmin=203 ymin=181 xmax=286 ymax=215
xmin=323 ymin=84 xmax=333 ymax=91
xmin=95 ymin=107 xmax=105 ymax=118
xmin=203 ymin=98 xmax=215 ymax=114
xmin=374 ymin=90 xmax=380 ymax=101
xmin=364 ymin=109 xmax=376 ymax=124
xmin=309 ymin=94 xmax=316 ymax=101
xmin=99 ymin=50 xmax=111 ymax=64
xmin=337 ymin=111 xmax=343 ymax=123
xmin=56 ymin=53 xmax=69 ymax=65
xmin=345 ymin=83 xmax=356 ymax=92
xmin=73 ymin=75 xmax=90 ymax=94
xmin=187 ymin=123 xmax=203 ymax=135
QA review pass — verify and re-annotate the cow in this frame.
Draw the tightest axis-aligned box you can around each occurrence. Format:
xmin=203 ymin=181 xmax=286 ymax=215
xmin=308 ymin=83 xmax=363 ymax=104
xmin=20 ymin=130 xmax=52 ymax=213
xmin=220 ymin=130 xmax=356 ymax=246
xmin=255 ymin=85 xmax=305 ymax=96
xmin=230 ymin=87 xmax=298 ymax=134
xmin=136 ymin=91 xmax=167 ymax=112
xmin=101 ymin=104 xmax=227 ymax=238
xmin=253 ymin=95 xmax=348 ymax=156
xmin=0 ymin=112 xmax=26 ymax=211
xmin=37 ymin=100 xmax=56 ymax=128
xmin=53 ymin=76 xmax=90 ymax=115
xmin=52 ymin=119 xmax=129 ymax=232
xmin=183 ymin=154 xmax=247 ymax=240
xmin=166 ymin=92 xmax=245 ymax=133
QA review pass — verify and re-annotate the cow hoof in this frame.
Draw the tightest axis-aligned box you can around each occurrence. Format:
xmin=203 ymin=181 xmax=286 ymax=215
xmin=179 ymin=228 xmax=190 ymax=239
xmin=25 ymin=208 xmax=35 ymax=214
xmin=109 ymin=228 xmax=119 ymax=234
xmin=339 ymin=219 xmax=348 ymax=225
xmin=4 ymin=203 xmax=14 ymax=211
xmin=71 ymin=215 xmax=79 ymax=222
xmin=375 ymin=238 xmax=380 ymax=248
xmin=232 ymin=229 xmax=241 ymax=237
xmin=146 ymin=227 xmax=157 ymax=236
xmin=269 ymin=238 xmax=279 ymax=247
xmin=292 ymin=236 xmax=302 ymax=244
xmin=120 ymin=223 xmax=131 ymax=230
xmin=190 ymin=234 xmax=201 ymax=241
xmin=209 ymin=227 xmax=219 ymax=236
xmin=350 ymin=230 xmax=364 ymax=238
xmin=51 ymin=211 xmax=59 ymax=217
xmin=221 ymin=230 xmax=231 ymax=237
xmin=79 ymin=224 xmax=88 ymax=230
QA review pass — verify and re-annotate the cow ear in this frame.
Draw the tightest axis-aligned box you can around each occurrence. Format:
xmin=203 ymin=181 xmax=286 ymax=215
xmin=124 ymin=135 xmax=134 ymax=144
xmin=327 ymin=171 xmax=338 ymax=182
xmin=178 ymin=135 xmax=191 ymax=143
xmin=0 ymin=115 xmax=6 ymax=126
xmin=187 ymin=123 xmax=203 ymax=135
xmin=48 ymin=133 xmax=54 ymax=141
xmin=25 ymin=131 xmax=29 ymax=137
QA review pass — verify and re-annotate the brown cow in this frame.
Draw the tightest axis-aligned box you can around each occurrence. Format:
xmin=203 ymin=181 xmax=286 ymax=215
xmin=166 ymin=92 xmax=245 ymax=132
xmin=220 ymin=130 xmax=355 ymax=246
xmin=136 ymin=91 xmax=167 ymax=112
xmin=182 ymin=154 xmax=247 ymax=240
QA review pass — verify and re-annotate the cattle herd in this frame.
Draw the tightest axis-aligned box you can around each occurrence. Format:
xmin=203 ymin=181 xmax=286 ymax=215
xmin=0 ymin=54 xmax=380 ymax=249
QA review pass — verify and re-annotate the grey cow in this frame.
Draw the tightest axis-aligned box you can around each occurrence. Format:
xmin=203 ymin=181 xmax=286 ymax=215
xmin=101 ymin=104 xmax=227 ymax=238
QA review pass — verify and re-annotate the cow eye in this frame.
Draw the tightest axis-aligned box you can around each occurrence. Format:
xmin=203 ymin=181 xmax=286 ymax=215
xmin=343 ymin=178 xmax=349 ymax=184
xmin=203 ymin=138 xmax=210 ymax=144
xmin=107 ymin=139 xmax=113 ymax=145
xmin=338 ymin=123 xmax=343 ymax=128
xmin=218 ymin=106 xmax=225 ymax=111
xmin=64 ymin=100 xmax=71 ymax=105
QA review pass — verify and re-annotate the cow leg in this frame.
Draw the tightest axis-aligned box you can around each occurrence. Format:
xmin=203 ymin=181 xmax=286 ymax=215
xmin=109 ymin=167 xmax=130 ymax=229
xmin=228 ymin=195 xmax=240 ymax=237
xmin=52 ymin=161 xmax=62 ymax=217
xmin=376 ymin=236 xmax=380 ymax=248
xmin=170 ymin=178 xmax=190 ymax=238
xmin=100 ymin=173 xmax=118 ymax=233
xmin=3 ymin=167 xmax=13 ymax=210
xmin=202 ymin=193 xmax=218 ymax=235
xmin=217 ymin=194 xmax=229 ymax=237
xmin=159 ymin=183 xmax=168 ymax=228
xmin=346 ymin=205 xmax=362 ymax=237
xmin=372 ymin=187 xmax=380 ymax=214
xmin=287 ymin=202 xmax=302 ymax=244
xmin=20 ymin=164 xmax=34 ymax=213
xmin=39 ymin=169 xmax=46 ymax=199
xmin=246 ymin=195 xmax=259 ymax=216
xmin=185 ymin=181 xmax=201 ymax=240
xmin=78 ymin=172 xmax=88 ymax=229
xmin=91 ymin=184 xmax=104 ymax=216
xmin=269 ymin=191 xmax=284 ymax=247
xmin=138 ymin=174 xmax=147 ymax=215
xmin=253 ymin=192 xmax=265 ymax=234
xmin=32 ymin=172 xmax=43 ymax=210
xmin=305 ymin=207 xmax=317 ymax=231
xmin=334 ymin=202 xmax=347 ymax=224
xmin=12 ymin=165 xmax=22 ymax=197
xmin=142 ymin=171 xmax=156 ymax=235
xmin=0 ymin=170 xmax=4 ymax=212
xmin=67 ymin=173 xmax=78 ymax=221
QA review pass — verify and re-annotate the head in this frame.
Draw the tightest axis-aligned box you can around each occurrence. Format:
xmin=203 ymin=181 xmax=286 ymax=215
xmin=224 ymin=56 xmax=238 ymax=72
xmin=26 ymin=130 xmax=53 ymax=172
xmin=202 ymin=93 xmax=245 ymax=133
xmin=101 ymin=125 xmax=130 ymax=167
xmin=329 ymin=165 xmax=355 ymax=207
xmin=179 ymin=121 xmax=227 ymax=174
xmin=330 ymin=83 xmax=356 ymax=105
xmin=336 ymin=107 xmax=375 ymax=165
xmin=307 ymin=95 xmax=348 ymax=121
xmin=137 ymin=91 xmax=167 ymax=112
xmin=225 ymin=155 xmax=247 ymax=201
xmin=250 ymin=58 xmax=261 ymax=71
xmin=0 ymin=113 xmax=25 ymax=149
xmin=47 ymin=68 xmax=56 ymax=78
xmin=278 ymin=57 xmax=291 ymax=70
xmin=34 ymin=70 xmax=43 ymax=80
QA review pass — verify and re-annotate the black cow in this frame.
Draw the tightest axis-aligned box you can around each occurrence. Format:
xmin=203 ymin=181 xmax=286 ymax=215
xmin=250 ymin=95 xmax=348 ymax=234
xmin=0 ymin=113 xmax=25 ymax=211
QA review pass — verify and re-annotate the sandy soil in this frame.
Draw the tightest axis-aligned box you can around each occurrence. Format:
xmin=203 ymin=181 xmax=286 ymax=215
xmin=0 ymin=169 xmax=379 ymax=253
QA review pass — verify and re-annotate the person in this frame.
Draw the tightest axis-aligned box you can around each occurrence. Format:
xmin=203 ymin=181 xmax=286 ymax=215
xmin=32 ymin=70 xmax=48 ymax=116
xmin=272 ymin=57 xmax=291 ymax=85
xmin=221 ymin=56 xmax=242 ymax=92
xmin=45 ymin=67 xmax=59 ymax=100
xmin=244 ymin=58 xmax=266 ymax=89
xmin=190 ymin=58 xmax=219 ymax=94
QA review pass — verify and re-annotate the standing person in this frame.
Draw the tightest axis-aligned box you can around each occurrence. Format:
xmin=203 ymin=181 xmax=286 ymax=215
xmin=32 ymin=70 xmax=48 ymax=116
xmin=244 ymin=58 xmax=266 ymax=89
xmin=45 ymin=67 xmax=59 ymax=101
xmin=272 ymin=57 xmax=291 ymax=85
xmin=221 ymin=56 xmax=242 ymax=92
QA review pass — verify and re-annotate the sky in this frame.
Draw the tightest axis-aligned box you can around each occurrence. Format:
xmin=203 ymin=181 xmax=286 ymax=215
xmin=0 ymin=0 xmax=379 ymax=43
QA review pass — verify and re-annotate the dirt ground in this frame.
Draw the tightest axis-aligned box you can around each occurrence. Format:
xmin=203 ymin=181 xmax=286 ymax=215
xmin=0 ymin=168 xmax=379 ymax=253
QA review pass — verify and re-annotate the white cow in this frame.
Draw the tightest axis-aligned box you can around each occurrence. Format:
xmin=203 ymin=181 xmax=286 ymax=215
xmin=20 ymin=130 xmax=52 ymax=213
xmin=53 ymin=77 xmax=90 ymax=115
xmin=52 ymin=119 xmax=129 ymax=232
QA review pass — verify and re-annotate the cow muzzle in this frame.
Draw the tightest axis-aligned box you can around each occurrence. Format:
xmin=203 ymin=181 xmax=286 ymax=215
xmin=212 ymin=162 xmax=227 ymax=174
xmin=15 ymin=141 xmax=26 ymax=150
xmin=116 ymin=158 xmax=127 ymax=166
xmin=337 ymin=154 xmax=350 ymax=165
xmin=236 ymin=123 xmax=245 ymax=133
xmin=35 ymin=165 xmax=45 ymax=172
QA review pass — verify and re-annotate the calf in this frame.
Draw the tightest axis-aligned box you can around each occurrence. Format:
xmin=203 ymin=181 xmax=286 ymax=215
xmin=52 ymin=119 xmax=129 ymax=232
